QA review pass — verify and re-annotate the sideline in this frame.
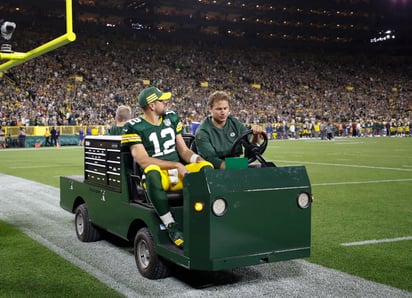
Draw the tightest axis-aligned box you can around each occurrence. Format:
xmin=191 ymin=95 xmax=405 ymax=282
xmin=312 ymin=178 xmax=412 ymax=187
xmin=341 ymin=236 xmax=412 ymax=247
xmin=0 ymin=146 xmax=82 ymax=152
xmin=276 ymin=160 xmax=412 ymax=172
xmin=0 ymin=174 xmax=411 ymax=298
xmin=11 ymin=164 xmax=77 ymax=169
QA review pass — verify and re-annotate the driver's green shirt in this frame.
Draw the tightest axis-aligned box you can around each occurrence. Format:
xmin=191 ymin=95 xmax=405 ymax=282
xmin=195 ymin=115 xmax=247 ymax=169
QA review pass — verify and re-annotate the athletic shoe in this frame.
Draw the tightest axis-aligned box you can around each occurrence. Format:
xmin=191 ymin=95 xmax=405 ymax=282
xmin=167 ymin=223 xmax=184 ymax=248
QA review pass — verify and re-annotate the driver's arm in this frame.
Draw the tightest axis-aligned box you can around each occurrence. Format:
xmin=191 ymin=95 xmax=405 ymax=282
xmin=195 ymin=131 xmax=225 ymax=169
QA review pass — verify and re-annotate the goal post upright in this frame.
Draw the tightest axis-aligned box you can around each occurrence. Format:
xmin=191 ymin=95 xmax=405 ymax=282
xmin=0 ymin=0 xmax=76 ymax=72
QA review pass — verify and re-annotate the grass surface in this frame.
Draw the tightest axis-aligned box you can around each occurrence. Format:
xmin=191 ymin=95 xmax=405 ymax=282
xmin=0 ymin=220 xmax=122 ymax=298
xmin=267 ymin=137 xmax=412 ymax=291
xmin=0 ymin=146 xmax=82 ymax=187
xmin=0 ymin=137 xmax=411 ymax=293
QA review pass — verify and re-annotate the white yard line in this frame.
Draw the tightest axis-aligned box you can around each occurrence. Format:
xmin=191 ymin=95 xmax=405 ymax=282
xmin=312 ymin=178 xmax=412 ymax=187
xmin=341 ymin=236 xmax=412 ymax=247
xmin=10 ymin=165 xmax=76 ymax=169
xmin=277 ymin=160 xmax=412 ymax=172
xmin=0 ymin=146 xmax=82 ymax=152
xmin=1 ymin=174 xmax=411 ymax=298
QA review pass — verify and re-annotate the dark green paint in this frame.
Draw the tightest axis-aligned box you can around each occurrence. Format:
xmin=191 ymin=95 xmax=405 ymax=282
xmin=60 ymin=136 xmax=311 ymax=272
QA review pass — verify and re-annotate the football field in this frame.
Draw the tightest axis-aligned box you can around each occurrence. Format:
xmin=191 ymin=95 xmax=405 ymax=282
xmin=0 ymin=136 xmax=411 ymax=296
xmin=270 ymin=136 xmax=412 ymax=291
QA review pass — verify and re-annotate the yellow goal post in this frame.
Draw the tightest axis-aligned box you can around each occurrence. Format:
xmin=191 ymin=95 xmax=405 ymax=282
xmin=0 ymin=0 xmax=76 ymax=72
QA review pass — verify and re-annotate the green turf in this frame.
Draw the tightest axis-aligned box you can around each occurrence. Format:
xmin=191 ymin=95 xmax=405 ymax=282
xmin=0 ymin=137 xmax=411 ymax=293
xmin=0 ymin=146 xmax=83 ymax=188
xmin=266 ymin=137 xmax=412 ymax=292
xmin=0 ymin=220 xmax=122 ymax=298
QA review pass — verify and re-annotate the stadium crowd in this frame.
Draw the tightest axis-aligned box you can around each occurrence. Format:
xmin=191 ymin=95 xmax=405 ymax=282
xmin=1 ymin=29 xmax=411 ymax=138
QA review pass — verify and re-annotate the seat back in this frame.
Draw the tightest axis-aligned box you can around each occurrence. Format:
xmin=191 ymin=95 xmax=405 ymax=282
xmin=182 ymin=133 xmax=197 ymax=153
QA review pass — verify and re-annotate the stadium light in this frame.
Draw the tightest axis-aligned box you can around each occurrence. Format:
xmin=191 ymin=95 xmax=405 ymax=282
xmin=369 ymin=28 xmax=396 ymax=44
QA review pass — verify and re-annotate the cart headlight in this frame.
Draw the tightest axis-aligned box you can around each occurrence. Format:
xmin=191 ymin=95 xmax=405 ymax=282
xmin=297 ymin=192 xmax=311 ymax=209
xmin=194 ymin=201 xmax=204 ymax=212
xmin=212 ymin=197 xmax=227 ymax=216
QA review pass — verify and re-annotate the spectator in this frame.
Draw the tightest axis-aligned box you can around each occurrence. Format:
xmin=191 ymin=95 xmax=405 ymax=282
xmin=50 ymin=127 xmax=57 ymax=146
xmin=17 ymin=127 xmax=26 ymax=147
xmin=44 ymin=128 xmax=52 ymax=146
xmin=0 ymin=126 xmax=5 ymax=148
xmin=0 ymin=28 xmax=410 ymax=136
xmin=86 ymin=125 xmax=92 ymax=136
xmin=78 ymin=127 xmax=85 ymax=146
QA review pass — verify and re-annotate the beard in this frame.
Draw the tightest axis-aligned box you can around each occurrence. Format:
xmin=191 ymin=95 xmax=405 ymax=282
xmin=159 ymin=108 xmax=167 ymax=116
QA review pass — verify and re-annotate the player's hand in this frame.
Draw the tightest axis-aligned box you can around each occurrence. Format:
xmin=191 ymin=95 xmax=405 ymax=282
xmin=176 ymin=163 xmax=189 ymax=177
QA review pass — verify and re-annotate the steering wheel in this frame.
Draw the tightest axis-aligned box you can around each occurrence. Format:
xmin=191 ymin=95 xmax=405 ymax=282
xmin=230 ymin=129 xmax=268 ymax=164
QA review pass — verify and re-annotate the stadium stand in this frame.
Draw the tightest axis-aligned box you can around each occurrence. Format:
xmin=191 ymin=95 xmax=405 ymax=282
xmin=1 ymin=29 xmax=411 ymax=146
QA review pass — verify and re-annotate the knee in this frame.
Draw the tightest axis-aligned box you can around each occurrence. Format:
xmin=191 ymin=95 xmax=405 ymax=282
xmin=144 ymin=165 xmax=169 ymax=190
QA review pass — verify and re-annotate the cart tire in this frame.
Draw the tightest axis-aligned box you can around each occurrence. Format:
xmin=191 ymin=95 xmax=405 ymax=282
xmin=75 ymin=203 xmax=101 ymax=242
xmin=134 ymin=227 xmax=170 ymax=279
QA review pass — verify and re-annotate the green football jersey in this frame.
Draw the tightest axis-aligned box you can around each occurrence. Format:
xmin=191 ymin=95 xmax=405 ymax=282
xmin=107 ymin=125 xmax=124 ymax=135
xmin=121 ymin=110 xmax=183 ymax=162
xmin=195 ymin=115 xmax=247 ymax=169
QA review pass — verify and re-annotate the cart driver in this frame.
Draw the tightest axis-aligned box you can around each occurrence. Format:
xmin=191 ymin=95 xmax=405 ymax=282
xmin=195 ymin=91 xmax=263 ymax=169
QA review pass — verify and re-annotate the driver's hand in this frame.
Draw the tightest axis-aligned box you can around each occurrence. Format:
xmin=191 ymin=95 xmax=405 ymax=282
xmin=250 ymin=125 xmax=264 ymax=144
xmin=250 ymin=124 xmax=263 ymax=135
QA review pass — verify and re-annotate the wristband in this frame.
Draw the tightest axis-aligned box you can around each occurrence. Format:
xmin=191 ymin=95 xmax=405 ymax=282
xmin=190 ymin=154 xmax=199 ymax=163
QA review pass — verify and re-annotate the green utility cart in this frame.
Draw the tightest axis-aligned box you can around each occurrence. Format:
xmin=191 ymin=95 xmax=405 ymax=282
xmin=60 ymin=133 xmax=312 ymax=279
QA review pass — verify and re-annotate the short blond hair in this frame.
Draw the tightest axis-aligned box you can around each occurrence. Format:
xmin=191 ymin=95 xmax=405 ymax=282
xmin=208 ymin=91 xmax=230 ymax=108
xmin=115 ymin=105 xmax=132 ymax=122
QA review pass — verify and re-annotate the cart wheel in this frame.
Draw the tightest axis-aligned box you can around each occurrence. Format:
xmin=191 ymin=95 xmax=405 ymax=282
xmin=75 ymin=203 xmax=101 ymax=242
xmin=134 ymin=227 xmax=170 ymax=279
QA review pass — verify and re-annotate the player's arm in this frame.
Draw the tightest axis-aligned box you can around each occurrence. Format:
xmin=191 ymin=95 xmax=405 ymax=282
xmin=130 ymin=143 xmax=186 ymax=174
xmin=175 ymin=134 xmax=204 ymax=164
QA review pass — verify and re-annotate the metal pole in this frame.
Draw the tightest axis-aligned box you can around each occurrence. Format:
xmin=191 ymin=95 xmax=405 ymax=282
xmin=0 ymin=0 xmax=76 ymax=72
